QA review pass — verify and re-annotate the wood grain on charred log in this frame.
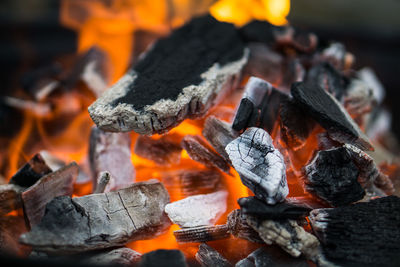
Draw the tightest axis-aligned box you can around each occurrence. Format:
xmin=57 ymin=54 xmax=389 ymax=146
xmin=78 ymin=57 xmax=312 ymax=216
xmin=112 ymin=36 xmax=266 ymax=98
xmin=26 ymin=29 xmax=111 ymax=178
xmin=196 ymin=243 xmax=231 ymax=267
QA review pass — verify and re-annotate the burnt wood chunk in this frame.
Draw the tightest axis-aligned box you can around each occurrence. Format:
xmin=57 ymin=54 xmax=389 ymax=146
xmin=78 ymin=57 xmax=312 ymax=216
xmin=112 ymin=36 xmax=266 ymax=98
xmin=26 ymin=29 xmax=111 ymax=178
xmin=196 ymin=243 xmax=231 ymax=267
xmin=226 ymin=210 xmax=262 ymax=243
xmin=81 ymin=248 xmax=141 ymax=266
xmin=182 ymin=135 xmax=230 ymax=173
xmin=89 ymin=127 xmax=135 ymax=192
xmin=139 ymin=249 xmax=187 ymax=267
xmin=239 ymin=20 xmax=278 ymax=44
xmin=20 ymin=180 xmax=171 ymax=253
xmin=238 ymin=197 xmax=311 ymax=219
xmin=232 ymin=98 xmax=255 ymax=132
xmin=259 ymin=88 xmax=290 ymax=133
xmin=225 ymin=127 xmax=288 ymax=204
xmin=0 ymin=184 xmax=24 ymax=215
xmin=0 ymin=215 xmax=28 ymax=256
xmin=202 ymin=116 xmax=237 ymax=161
xmin=89 ymin=15 xmax=248 ymax=135
xmin=309 ymin=196 xmax=400 ymax=266
xmin=93 ymin=171 xmax=111 ymax=194
xmin=304 ymin=147 xmax=365 ymax=206
xmin=174 ymin=225 xmax=230 ymax=243
xmin=9 ymin=153 xmax=52 ymax=187
xmin=279 ymin=58 xmax=305 ymax=93
xmin=134 ymin=135 xmax=182 ymax=165
xmin=274 ymin=27 xmax=318 ymax=54
xmin=22 ymin=162 xmax=78 ymax=227
xmin=291 ymin=81 xmax=373 ymax=151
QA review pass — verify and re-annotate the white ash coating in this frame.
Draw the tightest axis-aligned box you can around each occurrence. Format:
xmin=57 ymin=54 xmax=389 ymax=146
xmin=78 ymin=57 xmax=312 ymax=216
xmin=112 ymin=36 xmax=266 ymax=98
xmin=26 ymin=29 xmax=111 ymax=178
xmin=165 ymin=191 xmax=228 ymax=228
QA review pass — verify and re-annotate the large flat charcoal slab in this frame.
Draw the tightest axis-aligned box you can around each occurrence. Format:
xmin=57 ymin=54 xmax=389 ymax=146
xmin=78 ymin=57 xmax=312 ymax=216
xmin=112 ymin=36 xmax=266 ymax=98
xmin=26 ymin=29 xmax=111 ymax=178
xmin=134 ymin=135 xmax=182 ymax=165
xmin=139 ymin=249 xmax=187 ymax=267
xmin=238 ymin=197 xmax=311 ymax=219
xmin=225 ymin=127 xmax=288 ymax=204
xmin=309 ymin=196 xmax=400 ymax=266
xmin=304 ymin=147 xmax=365 ymax=207
xmin=81 ymin=248 xmax=141 ymax=266
xmin=196 ymin=243 xmax=231 ymax=267
xmin=165 ymin=191 xmax=227 ymax=228
xmin=20 ymin=180 xmax=171 ymax=253
xmin=291 ymin=82 xmax=373 ymax=151
xmin=174 ymin=225 xmax=230 ymax=243
xmin=181 ymin=135 xmax=230 ymax=173
xmin=0 ymin=184 xmax=24 ymax=215
xmin=22 ymin=162 xmax=78 ymax=227
xmin=89 ymin=127 xmax=135 ymax=192
xmin=226 ymin=210 xmax=262 ymax=243
xmin=88 ymin=15 xmax=248 ymax=135
xmin=9 ymin=153 xmax=52 ymax=187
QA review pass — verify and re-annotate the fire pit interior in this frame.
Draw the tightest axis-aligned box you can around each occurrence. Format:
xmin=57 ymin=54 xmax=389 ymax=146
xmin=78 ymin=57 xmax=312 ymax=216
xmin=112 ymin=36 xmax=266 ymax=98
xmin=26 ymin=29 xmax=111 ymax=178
xmin=1 ymin=0 xmax=400 ymax=266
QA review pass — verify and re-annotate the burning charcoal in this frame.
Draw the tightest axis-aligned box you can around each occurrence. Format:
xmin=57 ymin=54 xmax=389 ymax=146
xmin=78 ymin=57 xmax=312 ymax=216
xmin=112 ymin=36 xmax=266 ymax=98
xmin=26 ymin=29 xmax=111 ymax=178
xmin=22 ymin=162 xmax=78 ymax=227
xmin=165 ymin=191 xmax=227 ymax=228
xmin=280 ymin=99 xmax=315 ymax=149
xmin=235 ymin=246 xmax=309 ymax=267
xmin=174 ymin=225 xmax=230 ymax=243
xmin=139 ymin=249 xmax=187 ymax=267
xmin=309 ymin=196 xmax=400 ymax=266
xmin=238 ymin=197 xmax=312 ymax=219
xmin=9 ymin=153 xmax=52 ymax=188
xmin=203 ymin=116 xmax=237 ymax=161
xmin=274 ymin=26 xmax=318 ymax=54
xmin=81 ymin=248 xmax=141 ymax=267
xmin=196 ymin=243 xmax=231 ymax=267
xmin=304 ymin=147 xmax=365 ymax=206
xmin=0 ymin=215 xmax=28 ymax=256
xmin=344 ymin=79 xmax=376 ymax=119
xmin=3 ymin=96 xmax=51 ymax=116
xmin=319 ymin=42 xmax=354 ymax=70
xmin=291 ymin=81 xmax=373 ymax=151
xmin=134 ymin=135 xmax=182 ymax=165
xmin=225 ymin=127 xmax=288 ymax=204
xmin=20 ymin=180 xmax=170 ymax=253
xmin=80 ymin=48 xmax=110 ymax=97
xmin=0 ymin=184 xmax=24 ymax=215
xmin=357 ymin=67 xmax=385 ymax=105
xmin=93 ymin=171 xmax=111 ymax=194
xmin=232 ymin=98 xmax=256 ymax=132
xmin=239 ymin=20 xmax=278 ymax=44
xmin=259 ymin=88 xmax=290 ymax=133
xmin=182 ymin=135 xmax=230 ymax=173
xmin=245 ymin=215 xmax=320 ymax=260
xmin=226 ymin=210 xmax=262 ymax=243
xmin=89 ymin=127 xmax=135 ymax=192
xmin=39 ymin=150 xmax=66 ymax=171
xmin=89 ymin=15 xmax=248 ymax=135
xmin=279 ymin=59 xmax=305 ymax=93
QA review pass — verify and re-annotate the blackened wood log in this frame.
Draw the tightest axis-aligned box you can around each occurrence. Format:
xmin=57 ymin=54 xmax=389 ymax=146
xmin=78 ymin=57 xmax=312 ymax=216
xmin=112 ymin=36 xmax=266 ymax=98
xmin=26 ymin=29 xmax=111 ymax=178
xmin=89 ymin=15 xmax=248 ymax=135
xmin=0 ymin=184 xmax=24 ymax=215
xmin=181 ymin=135 xmax=230 ymax=173
xmin=89 ymin=126 xmax=135 ymax=192
xmin=9 ymin=153 xmax=52 ymax=188
xmin=309 ymin=196 xmax=400 ymax=266
xmin=139 ymin=249 xmax=187 ymax=267
xmin=81 ymin=248 xmax=141 ymax=267
xmin=291 ymin=81 xmax=373 ymax=151
xmin=22 ymin=162 xmax=78 ymax=227
xmin=174 ymin=225 xmax=230 ymax=243
xmin=20 ymin=180 xmax=171 ymax=253
xmin=134 ymin=135 xmax=182 ymax=165
xmin=304 ymin=147 xmax=364 ymax=207
xmin=196 ymin=243 xmax=231 ymax=267
xmin=226 ymin=210 xmax=263 ymax=243
xmin=225 ymin=127 xmax=288 ymax=204
xmin=238 ymin=197 xmax=312 ymax=220
xmin=202 ymin=116 xmax=237 ymax=161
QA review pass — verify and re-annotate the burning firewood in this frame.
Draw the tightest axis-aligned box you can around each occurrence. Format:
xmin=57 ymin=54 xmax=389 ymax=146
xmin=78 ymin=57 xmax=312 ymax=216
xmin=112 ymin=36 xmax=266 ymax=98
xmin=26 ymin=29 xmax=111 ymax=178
xmin=173 ymin=225 xmax=230 ymax=243
xmin=165 ymin=191 xmax=227 ymax=228
xmin=88 ymin=15 xmax=248 ymax=135
xmin=195 ymin=243 xmax=231 ymax=267
xmin=89 ymin=126 xmax=135 ymax=192
xmin=138 ymin=249 xmax=187 ymax=267
xmin=225 ymin=127 xmax=288 ymax=204
xmin=134 ymin=135 xmax=182 ymax=165
xmin=181 ymin=135 xmax=230 ymax=173
xmin=226 ymin=210 xmax=262 ymax=243
xmin=309 ymin=196 xmax=400 ymax=266
xmin=22 ymin=162 xmax=78 ymax=227
xmin=20 ymin=180 xmax=170 ymax=253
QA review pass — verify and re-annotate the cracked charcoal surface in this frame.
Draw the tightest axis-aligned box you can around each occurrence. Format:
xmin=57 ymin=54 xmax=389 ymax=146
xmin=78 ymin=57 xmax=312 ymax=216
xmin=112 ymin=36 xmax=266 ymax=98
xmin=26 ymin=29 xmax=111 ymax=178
xmin=309 ymin=196 xmax=400 ymax=266
xmin=139 ymin=249 xmax=187 ymax=267
xmin=304 ymin=147 xmax=365 ymax=206
xmin=20 ymin=180 xmax=170 ymax=253
xmin=225 ymin=127 xmax=288 ymax=204
xmin=112 ymin=15 xmax=244 ymax=110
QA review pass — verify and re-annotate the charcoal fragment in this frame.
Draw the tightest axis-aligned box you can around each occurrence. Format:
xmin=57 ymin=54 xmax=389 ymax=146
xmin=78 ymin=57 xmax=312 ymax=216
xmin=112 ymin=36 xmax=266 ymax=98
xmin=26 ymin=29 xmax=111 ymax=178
xmin=259 ymin=87 xmax=290 ymax=133
xmin=93 ymin=171 xmax=111 ymax=194
xmin=274 ymin=27 xmax=318 ymax=54
xmin=81 ymin=248 xmax=141 ymax=266
xmin=134 ymin=135 xmax=182 ymax=165
xmin=319 ymin=42 xmax=354 ymax=70
xmin=196 ymin=243 xmax=231 ymax=267
xmin=239 ymin=20 xmax=278 ymax=44
xmin=0 ymin=184 xmax=24 ymax=215
xmin=174 ymin=225 xmax=230 ymax=243
xmin=0 ymin=215 xmax=28 ymax=255
xmin=139 ymin=249 xmax=187 ymax=267
xmin=226 ymin=210 xmax=262 ymax=243
xmin=232 ymin=98 xmax=255 ymax=132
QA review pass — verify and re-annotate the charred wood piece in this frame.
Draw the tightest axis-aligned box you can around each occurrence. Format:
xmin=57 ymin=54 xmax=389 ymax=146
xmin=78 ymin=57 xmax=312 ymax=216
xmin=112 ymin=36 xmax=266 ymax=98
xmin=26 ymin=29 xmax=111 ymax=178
xmin=304 ymin=147 xmax=365 ymax=206
xmin=165 ymin=191 xmax=227 ymax=228
xmin=39 ymin=150 xmax=66 ymax=171
xmin=20 ymin=180 xmax=171 ymax=253
xmin=89 ymin=126 xmax=135 ymax=192
xmin=344 ymin=79 xmax=376 ymax=119
xmin=89 ymin=15 xmax=248 ymax=135
xmin=81 ymin=248 xmax=141 ymax=266
xmin=225 ymin=127 xmax=288 ymax=204
xmin=134 ymin=135 xmax=182 ymax=165
xmin=279 ymin=58 xmax=305 ymax=93
xmin=202 ymin=116 xmax=237 ymax=161
xmin=239 ymin=20 xmax=279 ymax=44
xmin=238 ymin=196 xmax=312 ymax=220
xmin=22 ymin=162 xmax=78 ymax=227
xmin=0 ymin=184 xmax=24 ymax=215
xmin=291 ymin=81 xmax=373 ymax=151
xmin=259 ymin=87 xmax=290 ymax=133
xmin=274 ymin=26 xmax=318 ymax=54
xmin=309 ymin=196 xmax=400 ymax=266
xmin=93 ymin=171 xmax=111 ymax=194
xmin=174 ymin=225 xmax=230 ymax=243
xmin=196 ymin=243 xmax=231 ymax=267
xmin=139 ymin=249 xmax=187 ymax=267
xmin=0 ymin=215 xmax=28 ymax=256
xmin=182 ymin=135 xmax=230 ymax=173
xmin=319 ymin=42 xmax=354 ymax=70
xmin=226 ymin=210 xmax=263 ymax=243
xmin=357 ymin=67 xmax=385 ymax=105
